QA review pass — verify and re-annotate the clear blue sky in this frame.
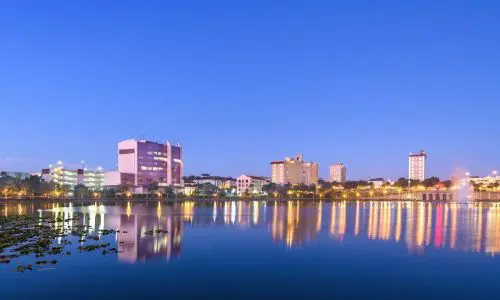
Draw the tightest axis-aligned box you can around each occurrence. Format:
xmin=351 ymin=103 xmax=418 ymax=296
xmin=1 ymin=0 xmax=499 ymax=180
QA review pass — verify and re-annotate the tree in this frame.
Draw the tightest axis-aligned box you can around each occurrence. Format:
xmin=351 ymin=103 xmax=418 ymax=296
xmin=195 ymin=183 xmax=219 ymax=197
xmin=262 ymin=183 xmax=277 ymax=195
xmin=394 ymin=178 xmax=410 ymax=188
xmin=422 ymin=177 xmax=440 ymax=188
xmin=488 ymin=182 xmax=499 ymax=190
xmin=40 ymin=181 xmax=57 ymax=196
xmin=183 ymin=175 xmax=196 ymax=183
xmin=119 ymin=184 xmax=132 ymax=194
xmin=147 ymin=182 xmax=159 ymax=198
xmin=74 ymin=184 xmax=90 ymax=199
xmin=471 ymin=182 xmax=482 ymax=191
xmin=103 ymin=188 xmax=116 ymax=199
xmin=342 ymin=181 xmax=369 ymax=190
xmin=21 ymin=176 xmax=42 ymax=197
xmin=161 ymin=186 xmax=175 ymax=198
xmin=442 ymin=180 xmax=453 ymax=189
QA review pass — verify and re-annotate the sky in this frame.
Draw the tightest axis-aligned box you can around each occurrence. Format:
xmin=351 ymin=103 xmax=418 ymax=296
xmin=1 ymin=0 xmax=499 ymax=180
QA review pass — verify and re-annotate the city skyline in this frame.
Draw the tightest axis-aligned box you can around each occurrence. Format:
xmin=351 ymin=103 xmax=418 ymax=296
xmin=1 ymin=1 xmax=499 ymax=179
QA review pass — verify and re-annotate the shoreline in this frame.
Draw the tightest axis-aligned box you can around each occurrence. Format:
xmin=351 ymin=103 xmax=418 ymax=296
xmin=1 ymin=197 xmax=499 ymax=203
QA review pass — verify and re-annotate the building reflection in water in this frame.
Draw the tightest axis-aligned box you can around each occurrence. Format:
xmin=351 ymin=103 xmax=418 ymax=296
xmin=270 ymin=201 xmax=321 ymax=247
xmin=4 ymin=200 xmax=500 ymax=261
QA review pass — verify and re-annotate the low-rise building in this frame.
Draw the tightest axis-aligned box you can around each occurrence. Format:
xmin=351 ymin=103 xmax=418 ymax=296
xmin=468 ymin=173 xmax=500 ymax=188
xmin=236 ymin=175 xmax=271 ymax=195
xmin=41 ymin=162 xmax=104 ymax=190
xmin=368 ymin=178 xmax=385 ymax=188
xmin=186 ymin=175 xmax=236 ymax=189
xmin=104 ymin=171 xmax=136 ymax=189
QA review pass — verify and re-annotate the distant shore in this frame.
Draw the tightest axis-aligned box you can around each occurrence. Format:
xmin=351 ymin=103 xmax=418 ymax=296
xmin=1 ymin=197 xmax=499 ymax=203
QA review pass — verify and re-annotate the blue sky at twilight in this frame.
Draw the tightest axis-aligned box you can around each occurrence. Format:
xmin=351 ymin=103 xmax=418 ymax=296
xmin=1 ymin=0 xmax=499 ymax=180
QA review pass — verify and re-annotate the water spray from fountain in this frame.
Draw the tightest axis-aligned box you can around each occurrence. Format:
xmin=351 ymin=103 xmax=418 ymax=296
xmin=452 ymin=168 xmax=473 ymax=203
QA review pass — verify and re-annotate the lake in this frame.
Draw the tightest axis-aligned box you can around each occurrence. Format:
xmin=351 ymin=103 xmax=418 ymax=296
xmin=1 ymin=200 xmax=500 ymax=299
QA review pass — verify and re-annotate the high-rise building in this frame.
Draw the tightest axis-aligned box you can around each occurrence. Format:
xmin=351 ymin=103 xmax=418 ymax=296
xmin=408 ymin=150 xmax=427 ymax=181
xmin=41 ymin=162 xmax=104 ymax=190
xmin=329 ymin=163 xmax=347 ymax=183
xmin=118 ymin=139 xmax=184 ymax=188
xmin=271 ymin=154 xmax=319 ymax=186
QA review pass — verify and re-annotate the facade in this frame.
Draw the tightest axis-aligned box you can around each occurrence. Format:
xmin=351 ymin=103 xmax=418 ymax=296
xmin=118 ymin=139 xmax=184 ymax=188
xmin=104 ymin=171 xmax=135 ymax=188
xmin=188 ymin=176 xmax=236 ymax=189
xmin=41 ymin=162 xmax=104 ymax=190
xmin=408 ymin=150 xmax=427 ymax=181
xmin=271 ymin=154 xmax=319 ymax=186
xmin=368 ymin=178 xmax=385 ymax=188
xmin=236 ymin=175 xmax=271 ymax=195
xmin=468 ymin=174 xmax=500 ymax=187
xmin=329 ymin=163 xmax=347 ymax=183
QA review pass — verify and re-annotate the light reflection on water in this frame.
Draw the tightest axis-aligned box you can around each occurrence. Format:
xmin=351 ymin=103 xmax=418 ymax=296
xmin=3 ymin=200 xmax=500 ymax=262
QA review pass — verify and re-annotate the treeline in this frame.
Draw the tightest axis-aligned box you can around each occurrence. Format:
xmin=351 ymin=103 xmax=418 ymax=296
xmin=0 ymin=174 xmax=56 ymax=197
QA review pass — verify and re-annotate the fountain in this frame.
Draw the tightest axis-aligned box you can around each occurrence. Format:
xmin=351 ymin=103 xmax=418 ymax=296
xmin=454 ymin=171 xmax=473 ymax=203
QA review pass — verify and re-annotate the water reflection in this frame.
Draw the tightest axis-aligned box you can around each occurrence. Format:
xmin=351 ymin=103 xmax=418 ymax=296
xmin=4 ymin=200 xmax=500 ymax=263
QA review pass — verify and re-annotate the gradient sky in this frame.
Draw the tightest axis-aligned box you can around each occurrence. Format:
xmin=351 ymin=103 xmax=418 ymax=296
xmin=1 ymin=0 xmax=499 ymax=180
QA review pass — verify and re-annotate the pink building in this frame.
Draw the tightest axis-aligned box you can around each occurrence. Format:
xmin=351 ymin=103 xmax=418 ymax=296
xmin=118 ymin=139 xmax=184 ymax=189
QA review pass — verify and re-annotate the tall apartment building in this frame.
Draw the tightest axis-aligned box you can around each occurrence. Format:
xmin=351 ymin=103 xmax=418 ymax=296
xmin=408 ymin=150 xmax=427 ymax=181
xmin=271 ymin=154 xmax=319 ymax=186
xmin=41 ymin=162 xmax=104 ymax=190
xmin=118 ymin=139 xmax=184 ymax=188
xmin=329 ymin=163 xmax=347 ymax=183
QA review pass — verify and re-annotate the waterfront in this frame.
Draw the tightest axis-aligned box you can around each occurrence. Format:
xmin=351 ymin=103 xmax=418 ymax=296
xmin=2 ymin=200 xmax=500 ymax=299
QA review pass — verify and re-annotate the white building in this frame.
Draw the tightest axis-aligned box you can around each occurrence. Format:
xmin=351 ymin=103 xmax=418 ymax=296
xmin=468 ymin=171 xmax=500 ymax=187
xmin=408 ymin=150 xmax=427 ymax=181
xmin=368 ymin=178 xmax=385 ymax=188
xmin=236 ymin=175 xmax=271 ymax=195
xmin=329 ymin=163 xmax=347 ymax=183
xmin=41 ymin=162 xmax=104 ymax=190
xmin=189 ymin=176 xmax=236 ymax=189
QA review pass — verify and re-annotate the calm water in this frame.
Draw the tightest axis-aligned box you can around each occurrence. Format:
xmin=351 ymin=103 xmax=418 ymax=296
xmin=2 ymin=200 xmax=500 ymax=299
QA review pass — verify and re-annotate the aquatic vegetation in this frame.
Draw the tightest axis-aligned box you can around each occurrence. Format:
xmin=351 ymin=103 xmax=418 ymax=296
xmin=0 ymin=215 xmax=120 ymax=272
xmin=144 ymin=229 xmax=168 ymax=235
